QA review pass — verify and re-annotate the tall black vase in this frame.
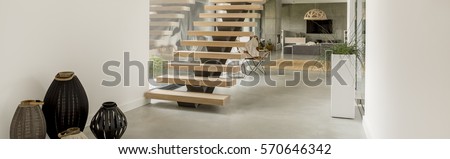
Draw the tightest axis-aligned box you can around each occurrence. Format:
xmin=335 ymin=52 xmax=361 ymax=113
xmin=90 ymin=102 xmax=127 ymax=139
xmin=42 ymin=71 xmax=89 ymax=139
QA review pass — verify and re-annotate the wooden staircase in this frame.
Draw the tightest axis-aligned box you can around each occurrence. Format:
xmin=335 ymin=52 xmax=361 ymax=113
xmin=146 ymin=0 xmax=265 ymax=107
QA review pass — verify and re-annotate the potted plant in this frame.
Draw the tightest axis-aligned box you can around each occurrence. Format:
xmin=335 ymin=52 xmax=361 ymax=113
xmin=257 ymin=38 xmax=265 ymax=51
xmin=330 ymin=43 xmax=357 ymax=55
xmin=329 ymin=43 xmax=358 ymax=119
xmin=265 ymin=39 xmax=274 ymax=51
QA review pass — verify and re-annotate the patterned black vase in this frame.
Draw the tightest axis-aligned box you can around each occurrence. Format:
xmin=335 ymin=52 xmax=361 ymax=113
xmin=90 ymin=102 xmax=127 ymax=139
xmin=42 ymin=71 xmax=89 ymax=139
xmin=10 ymin=100 xmax=46 ymax=139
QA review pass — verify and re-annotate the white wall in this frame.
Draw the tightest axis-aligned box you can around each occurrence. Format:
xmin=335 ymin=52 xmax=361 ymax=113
xmin=0 ymin=0 xmax=149 ymax=138
xmin=364 ymin=0 xmax=450 ymax=138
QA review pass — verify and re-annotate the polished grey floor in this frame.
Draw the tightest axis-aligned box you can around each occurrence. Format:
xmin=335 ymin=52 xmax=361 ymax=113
xmin=85 ymin=70 xmax=366 ymax=139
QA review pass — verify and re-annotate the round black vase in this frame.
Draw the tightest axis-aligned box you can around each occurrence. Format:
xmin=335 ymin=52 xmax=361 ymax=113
xmin=90 ymin=102 xmax=127 ymax=139
xmin=42 ymin=72 xmax=89 ymax=139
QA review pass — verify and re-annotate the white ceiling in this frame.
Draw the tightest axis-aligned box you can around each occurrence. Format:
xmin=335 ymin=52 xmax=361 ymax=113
xmin=281 ymin=0 xmax=347 ymax=4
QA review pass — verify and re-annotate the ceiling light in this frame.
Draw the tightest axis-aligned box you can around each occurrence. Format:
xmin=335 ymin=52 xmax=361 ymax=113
xmin=304 ymin=9 xmax=328 ymax=20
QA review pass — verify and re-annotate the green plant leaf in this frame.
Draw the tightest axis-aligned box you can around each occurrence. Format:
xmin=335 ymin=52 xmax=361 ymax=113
xmin=331 ymin=43 xmax=357 ymax=55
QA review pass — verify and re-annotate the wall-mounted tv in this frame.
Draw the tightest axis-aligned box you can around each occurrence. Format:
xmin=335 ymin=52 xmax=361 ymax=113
xmin=307 ymin=20 xmax=333 ymax=34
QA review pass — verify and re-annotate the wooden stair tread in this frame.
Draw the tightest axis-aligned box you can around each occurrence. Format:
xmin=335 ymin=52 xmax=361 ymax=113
xmin=150 ymin=0 xmax=195 ymax=5
xmin=145 ymin=89 xmax=230 ymax=106
xmin=150 ymin=40 xmax=170 ymax=47
xmin=174 ymin=51 xmax=243 ymax=59
xmin=156 ymin=75 xmax=236 ymax=87
xmin=210 ymin=0 xmax=267 ymax=3
xmin=181 ymin=40 xmax=247 ymax=47
xmin=188 ymin=31 xmax=253 ymax=37
xmin=150 ymin=6 xmax=190 ymax=12
xmin=150 ymin=22 xmax=180 ymax=27
xmin=170 ymin=62 xmax=241 ymax=72
xmin=150 ymin=14 xmax=185 ymax=19
xmin=205 ymin=5 xmax=263 ymax=10
xmin=150 ymin=30 xmax=173 ymax=36
xmin=199 ymin=13 xmax=260 ymax=18
xmin=193 ymin=21 xmax=257 ymax=27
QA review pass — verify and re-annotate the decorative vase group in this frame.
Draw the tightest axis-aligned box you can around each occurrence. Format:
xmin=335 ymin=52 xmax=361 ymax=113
xmin=42 ymin=71 xmax=89 ymax=139
xmin=9 ymin=72 xmax=129 ymax=139
xmin=90 ymin=102 xmax=127 ymax=139
xmin=10 ymin=100 xmax=46 ymax=139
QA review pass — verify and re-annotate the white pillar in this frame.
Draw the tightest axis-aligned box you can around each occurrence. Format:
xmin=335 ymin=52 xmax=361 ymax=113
xmin=346 ymin=0 xmax=356 ymax=43
xmin=355 ymin=0 xmax=365 ymax=100
xmin=364 ymin=0 xmax=450 ymax=138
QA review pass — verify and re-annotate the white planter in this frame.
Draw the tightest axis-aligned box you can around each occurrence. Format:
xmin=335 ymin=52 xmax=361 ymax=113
xmin=331 ymin=54 xmax=356 ymax=119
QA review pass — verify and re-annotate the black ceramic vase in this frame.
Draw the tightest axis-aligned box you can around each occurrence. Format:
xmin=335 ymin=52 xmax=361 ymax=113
xmin=10 ymin=100 xmax=47 ymax=139
xmin=42 ymin=72 xmax=89 ymax=139
xmin=90 ymin=102 xmax=127 ymax=139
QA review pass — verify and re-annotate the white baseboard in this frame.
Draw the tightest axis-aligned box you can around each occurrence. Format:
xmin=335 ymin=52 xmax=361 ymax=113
xmin=119 ymin=97 xmax=150 ymax=113
xmin=362 ymin=115 xmax=372 ymax=139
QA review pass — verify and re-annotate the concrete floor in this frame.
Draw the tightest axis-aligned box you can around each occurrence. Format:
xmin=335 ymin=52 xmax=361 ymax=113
xmin=85 ymin=52 xmax=366 ymax=139
xmin=85 ymin=70 xmax=366 ymax=139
